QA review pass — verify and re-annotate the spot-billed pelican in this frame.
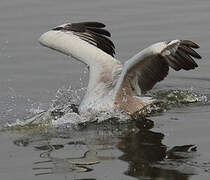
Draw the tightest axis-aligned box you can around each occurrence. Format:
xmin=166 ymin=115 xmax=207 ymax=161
xmin=39 ymin=21 xmax=201 ymax=115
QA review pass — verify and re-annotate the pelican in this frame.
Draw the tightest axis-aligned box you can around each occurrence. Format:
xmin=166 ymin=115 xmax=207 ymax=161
xmin=39 ymin=21 xmax=201 ymax=116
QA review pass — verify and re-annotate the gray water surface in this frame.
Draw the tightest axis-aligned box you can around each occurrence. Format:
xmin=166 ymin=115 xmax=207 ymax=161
xmin=0 ymin=0 xmax=210 ymax=180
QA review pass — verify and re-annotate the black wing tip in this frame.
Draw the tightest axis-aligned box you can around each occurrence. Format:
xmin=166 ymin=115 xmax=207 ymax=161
xmin=52 ymin=21 xmax=107 ymax=32
xmin=80 ymin=21 xmax=112 ymax=37
xmin=165 ymin=39 xmax=201 ymax=71
xmin=179 ymin=40 xmax=202 ymax=59
xmin=86 ymin=27 xmax=111 ymax=37
xmin=80 ymin=21 xmax=106 ymax=28
xmin=181 ymin=40 xmax=200 ymax=49
xmin=52 ymin=21 xmax=115 ymax=57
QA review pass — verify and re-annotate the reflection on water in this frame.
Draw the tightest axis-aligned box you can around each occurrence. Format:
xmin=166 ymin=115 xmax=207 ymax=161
xmin=118 ymin=128 xmax=198 ymax=180
xmin=12 ymin=118 xmax=199 ymax=180
xmin=118 ymin=129 xmax=166 ymax=176
xmin=33 ymin=148 xmax=99 ymax=176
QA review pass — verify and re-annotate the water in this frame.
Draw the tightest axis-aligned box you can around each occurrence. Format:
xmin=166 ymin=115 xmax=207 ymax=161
xmin=0 ymin=0 xmax=210 ymax=179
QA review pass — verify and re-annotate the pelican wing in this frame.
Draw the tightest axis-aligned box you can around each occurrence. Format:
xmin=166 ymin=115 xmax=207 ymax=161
xmin=39 ymin=21 xmax=121 ymax=91
xmin=39 ymin=21 xmax=116 ymax=62
xmin=115 ymin=40 xmax=201 ymax=95
xmin=53 ymin=22 xmax=115 ymax=56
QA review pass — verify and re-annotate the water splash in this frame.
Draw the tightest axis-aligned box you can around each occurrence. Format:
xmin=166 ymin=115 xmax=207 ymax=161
xmin=133 ymin=89 xmax=208 ymax=119
xmin=152 ymin=88 xmax=208 ymax=105
xmin=3 ymin=88 xmax=208 ymax=130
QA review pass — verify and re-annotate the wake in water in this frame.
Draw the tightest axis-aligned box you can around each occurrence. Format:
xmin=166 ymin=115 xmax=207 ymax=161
xmin=3 ymin=86 xmax=208 ymax=130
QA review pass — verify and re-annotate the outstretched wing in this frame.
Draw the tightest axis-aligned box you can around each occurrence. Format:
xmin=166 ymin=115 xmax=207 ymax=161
xmin=39 ymin=21 xmax=121 ymax=90
xmin=114 ymin=40 xmax=201 ymax=95
xmin=39 ymin=21 xmax=117 ymax=63
xmin=52 ymin=21 xmax=115 ymax=56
